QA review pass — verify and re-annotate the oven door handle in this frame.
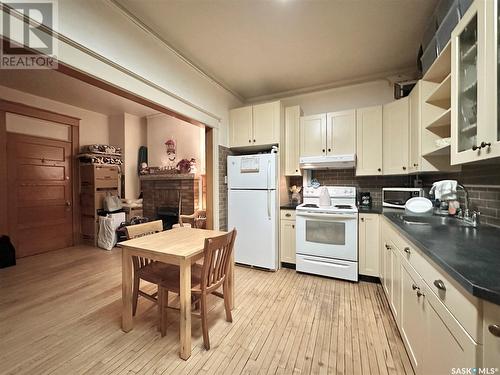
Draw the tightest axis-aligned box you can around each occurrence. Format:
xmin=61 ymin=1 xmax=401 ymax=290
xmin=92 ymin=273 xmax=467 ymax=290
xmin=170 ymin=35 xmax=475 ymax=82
xmin=297 ymin=212 xmax=358 ymax=220
xmin=302 ymin=257 xmax=351 ymax=267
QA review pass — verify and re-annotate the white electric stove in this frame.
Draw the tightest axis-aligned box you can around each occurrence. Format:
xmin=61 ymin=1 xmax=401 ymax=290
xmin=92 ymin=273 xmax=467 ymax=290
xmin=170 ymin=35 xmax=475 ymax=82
xmin=296 ymin=186 xmax=359 ymax=282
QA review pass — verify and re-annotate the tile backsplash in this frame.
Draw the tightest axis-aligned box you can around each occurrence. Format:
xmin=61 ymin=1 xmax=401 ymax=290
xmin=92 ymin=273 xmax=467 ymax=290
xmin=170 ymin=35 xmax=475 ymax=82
xmin=288 ymin=163 xmax=500 ymax=227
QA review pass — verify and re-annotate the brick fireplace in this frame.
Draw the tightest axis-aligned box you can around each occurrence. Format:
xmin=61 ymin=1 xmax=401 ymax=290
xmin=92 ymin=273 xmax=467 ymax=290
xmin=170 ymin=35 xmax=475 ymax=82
xmin=140 ymin=174 xmax=200 ymax=223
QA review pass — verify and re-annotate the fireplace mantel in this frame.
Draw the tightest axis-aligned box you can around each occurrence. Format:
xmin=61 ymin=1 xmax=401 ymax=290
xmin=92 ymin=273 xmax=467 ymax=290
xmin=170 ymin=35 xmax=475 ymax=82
xmin=139 ymin=173 xmax=196 ymax=181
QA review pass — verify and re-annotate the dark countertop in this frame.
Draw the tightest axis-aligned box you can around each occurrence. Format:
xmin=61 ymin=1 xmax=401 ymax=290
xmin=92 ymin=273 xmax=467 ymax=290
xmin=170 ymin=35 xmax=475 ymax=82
xmin=357 ymin=205 xmax=384 ymax=214
xmin=383 ymin=212 xmax=500 ymax=306
xmin=280 ymin=203 xmax=299 ymax=210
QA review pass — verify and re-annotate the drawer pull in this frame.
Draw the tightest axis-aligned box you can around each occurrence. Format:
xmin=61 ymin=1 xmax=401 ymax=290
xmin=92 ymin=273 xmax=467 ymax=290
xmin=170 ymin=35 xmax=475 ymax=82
xmin=385 ymin=243 xmax=391 ymax=250
xmin=404 ymin=247 xmax=411 ymax=254
xmin=416 ymin=290 xmax=424 ymax=298
xmin=433 ymin=279 xmax=446 ymax=291
xmin=489 ymin=324 xmax=500 ymax=337
xmin=285 ymin=213 xmax=291 ymax=217
xmin=412 ymin=284 xmax=418 ymax=290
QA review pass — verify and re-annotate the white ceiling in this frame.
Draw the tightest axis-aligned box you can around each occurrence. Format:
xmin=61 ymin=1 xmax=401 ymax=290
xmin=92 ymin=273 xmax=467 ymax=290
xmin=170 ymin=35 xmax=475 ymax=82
xmin=114 ymin=0 xmax=438 ymax=101
xmin=0 ymin=69 xmax=159 ymax=117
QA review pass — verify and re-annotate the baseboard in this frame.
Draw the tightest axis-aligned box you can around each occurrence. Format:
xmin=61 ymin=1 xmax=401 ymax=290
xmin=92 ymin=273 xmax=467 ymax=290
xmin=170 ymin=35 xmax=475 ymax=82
xmin=281 ymin=262 xmax=296 ymax=270
xmin=359 ymin=274 xmax=381 ymax=284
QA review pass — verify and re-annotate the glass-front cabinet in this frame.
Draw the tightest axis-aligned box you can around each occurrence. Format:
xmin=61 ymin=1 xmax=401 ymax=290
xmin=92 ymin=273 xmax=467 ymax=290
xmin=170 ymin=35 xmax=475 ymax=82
xmin=451 ymin=0 xmax=500 ymax=164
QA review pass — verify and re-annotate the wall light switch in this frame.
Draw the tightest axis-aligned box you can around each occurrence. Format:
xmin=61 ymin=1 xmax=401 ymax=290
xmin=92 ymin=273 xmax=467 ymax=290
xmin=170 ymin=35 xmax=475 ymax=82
xmin=224 ymin=176 xmax=228 ymax=184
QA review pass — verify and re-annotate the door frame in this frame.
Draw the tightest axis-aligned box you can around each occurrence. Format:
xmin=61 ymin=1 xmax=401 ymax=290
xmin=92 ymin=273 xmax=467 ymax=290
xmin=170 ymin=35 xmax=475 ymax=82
xmin=0 ymin=99 xmax=80 ymax=246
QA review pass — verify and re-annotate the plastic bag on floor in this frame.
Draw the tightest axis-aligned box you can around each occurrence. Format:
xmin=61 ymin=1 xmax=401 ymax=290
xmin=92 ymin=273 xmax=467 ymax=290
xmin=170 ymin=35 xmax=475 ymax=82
xmin=98 ymin=215 xmax=116 ymax=250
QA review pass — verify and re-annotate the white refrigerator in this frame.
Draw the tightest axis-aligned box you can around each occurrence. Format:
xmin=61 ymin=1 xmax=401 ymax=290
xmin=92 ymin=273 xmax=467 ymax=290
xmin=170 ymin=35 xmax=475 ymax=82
xmin=227 ymin=153 xmax=278 ymax=270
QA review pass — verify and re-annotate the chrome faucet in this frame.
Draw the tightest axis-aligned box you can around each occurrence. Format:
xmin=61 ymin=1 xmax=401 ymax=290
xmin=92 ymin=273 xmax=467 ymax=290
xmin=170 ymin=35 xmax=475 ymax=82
xmin=457 ymin=184 xmax=480 ymax=227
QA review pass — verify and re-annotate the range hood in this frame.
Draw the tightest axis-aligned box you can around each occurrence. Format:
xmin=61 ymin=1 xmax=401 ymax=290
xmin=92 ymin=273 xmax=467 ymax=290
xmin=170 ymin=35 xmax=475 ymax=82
xmin=299 ymin=154 xmax=356 ymax=170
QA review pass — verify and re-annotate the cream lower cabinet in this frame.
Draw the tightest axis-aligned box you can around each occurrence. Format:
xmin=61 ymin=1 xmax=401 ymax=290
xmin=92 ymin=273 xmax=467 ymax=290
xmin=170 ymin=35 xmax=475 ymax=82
xmin=358 ymin=214 xmax=380 ymax=277
xmin=383 ymin=97 xmax=410 ymax=175
xmin=356 ymin=105 xmax=383 ymax=176
xmin=483 ymin=301 xmax=500 ymax=368
xmin=284 ymin=106 xmax=302 ymax=176
xmin=381 ymin=217 xmax=482 ymax=375
xmin=280 ymin=210 xmax=296 ymax=264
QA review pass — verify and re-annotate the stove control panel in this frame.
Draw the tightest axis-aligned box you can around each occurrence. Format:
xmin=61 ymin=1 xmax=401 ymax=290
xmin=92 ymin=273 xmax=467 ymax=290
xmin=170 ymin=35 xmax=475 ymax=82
xmin=303 ymin=186 xmax=356 ymax=198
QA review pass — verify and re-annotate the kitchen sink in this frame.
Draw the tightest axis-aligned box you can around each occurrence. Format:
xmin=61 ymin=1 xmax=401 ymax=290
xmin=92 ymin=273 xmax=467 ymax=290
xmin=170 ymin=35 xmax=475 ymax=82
xmin=396 ymin=214 xmax=477 ymax=228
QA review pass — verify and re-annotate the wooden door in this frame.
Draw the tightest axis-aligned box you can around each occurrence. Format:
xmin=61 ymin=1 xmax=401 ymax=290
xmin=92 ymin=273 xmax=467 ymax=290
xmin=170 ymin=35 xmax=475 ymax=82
xmin=229 ymin=106 xmax=253 ymax=147
xmin=358 ymin=214 xmax=380 ymax=277
xmin=326 ymin=110 xmax=356 ymax=155
xmin=284 ymin=106 xmax=301 ymax=176
xmin=383 ymin=98 xmax=410 ymax=175
xmin=356 ymin=105 xmax=383 ymax=176
xmin=400 ymin=262 xmax=425 ymax=373
xmin=280 ymin=219 xmax=296 ymax=264
xmin=252 ymin=101 xmax=280 ymax=146
xmin=299 ymin=114 xmax=326 ymax=157
xmin=7 ymin=133 xmax=73 ymax=257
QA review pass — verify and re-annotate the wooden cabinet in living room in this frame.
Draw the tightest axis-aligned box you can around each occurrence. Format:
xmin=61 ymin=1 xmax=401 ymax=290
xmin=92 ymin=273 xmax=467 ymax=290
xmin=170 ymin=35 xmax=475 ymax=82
xmin=280 ymin=210 xmax=296 ymax=264
xmin=284 ymin=106 xmax=302 ymax=176
xmin=229 ymin=101 xmax=281 ymax=148
xmin=358 ymin=213 xmax=380 ymax=277
xmin=356 ymin=105 xmax=383 ymax=176
xmin=383 ymin=97 xmax=410 ymax=175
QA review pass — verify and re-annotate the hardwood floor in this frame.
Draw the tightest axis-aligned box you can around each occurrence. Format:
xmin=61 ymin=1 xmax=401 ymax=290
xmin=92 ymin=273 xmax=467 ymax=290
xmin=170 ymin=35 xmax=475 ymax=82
xmin=0 ymin=246 xmax=414 ymax=375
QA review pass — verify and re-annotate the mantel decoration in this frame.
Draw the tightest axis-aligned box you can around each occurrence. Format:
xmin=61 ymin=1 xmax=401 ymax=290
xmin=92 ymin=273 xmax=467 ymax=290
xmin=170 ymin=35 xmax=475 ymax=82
xmin=177 ymin=158 xmax=194 ymax=174
xmin=165 ymin=138 xmax=177 ymax=170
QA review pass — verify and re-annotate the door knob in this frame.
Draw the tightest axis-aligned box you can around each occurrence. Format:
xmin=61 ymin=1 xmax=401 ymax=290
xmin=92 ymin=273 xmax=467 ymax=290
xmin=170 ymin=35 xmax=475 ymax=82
xmin=65 ymin=201 xmax=71 ymax=207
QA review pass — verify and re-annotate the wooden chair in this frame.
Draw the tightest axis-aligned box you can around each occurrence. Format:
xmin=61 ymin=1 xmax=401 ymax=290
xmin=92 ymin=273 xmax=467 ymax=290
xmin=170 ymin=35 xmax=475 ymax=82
xmin=177 ymin=210 xmax=207 ymax=229
xmin=125 ymin=220 xmax=174 ymax=316
xmin=158 ymin=229 xmax=237 ymax=349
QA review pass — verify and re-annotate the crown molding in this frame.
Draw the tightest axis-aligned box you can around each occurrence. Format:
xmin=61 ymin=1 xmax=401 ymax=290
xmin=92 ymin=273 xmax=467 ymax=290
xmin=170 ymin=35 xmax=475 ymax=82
xmin=107 ymin=0 xmax=244 ymax=102
xmin=244 ymin=67 xmax=417 ymax=104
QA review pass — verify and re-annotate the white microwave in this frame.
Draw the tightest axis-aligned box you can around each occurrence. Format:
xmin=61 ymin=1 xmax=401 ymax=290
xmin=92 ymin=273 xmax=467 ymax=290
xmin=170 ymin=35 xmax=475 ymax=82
xmin=382 ymin=187 xmax=425 ymax=209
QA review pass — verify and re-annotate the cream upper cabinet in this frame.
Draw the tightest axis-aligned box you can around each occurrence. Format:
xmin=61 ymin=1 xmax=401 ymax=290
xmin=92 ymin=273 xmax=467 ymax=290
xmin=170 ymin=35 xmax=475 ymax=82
xmin=284 ymin=106 xmax=302 ymax=176
xmin=483 ymin=301 xmax=500 ymax=368
xmin=451 ymin=0 xmax=500 ymax=164
xmin=229 ymin=106 xmax=253 ymax=147
xmin=253 ymin=101 xmax=281 ymax=145
xmin=409 ymin=83 xmax=422 ymax=173
xmin=383 ymin=97 xmax=410 ymax=175
xmin=229 ymin=101 xmax=281 ymax=148
xmin=358 ymin=214 xmax=380 ymax=277
xmin=280 ymin=210 xmax=296 ymax=264
xmin=356 ymin=105 xmax=383 ymax=176
xmin=300 ymin=113 xmax=327 ymax=157
xmin=326 ymin=110 xmax=356 ymax=155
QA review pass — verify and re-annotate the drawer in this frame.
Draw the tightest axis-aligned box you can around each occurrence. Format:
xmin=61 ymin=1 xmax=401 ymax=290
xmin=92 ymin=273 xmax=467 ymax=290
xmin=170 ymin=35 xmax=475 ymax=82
xmin=280 ymin=209 xmax=296 ymax=221
xmin=94 ymin=165 xmax=119 ymax=181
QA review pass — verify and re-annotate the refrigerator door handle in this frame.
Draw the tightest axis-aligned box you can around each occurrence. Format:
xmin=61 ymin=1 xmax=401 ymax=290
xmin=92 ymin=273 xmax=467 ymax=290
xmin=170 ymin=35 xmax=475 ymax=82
xmin=267 ymin=160 xmax=271 ymax=190
xmin=267 ymin=190 xmax=271 ymax=220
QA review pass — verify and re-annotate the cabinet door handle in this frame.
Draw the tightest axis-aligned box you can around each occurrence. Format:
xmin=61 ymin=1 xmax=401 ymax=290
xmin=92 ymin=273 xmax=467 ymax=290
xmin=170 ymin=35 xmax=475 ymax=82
xmin=322 ymin=149 xmax=326 ymax=153
xmin=489 ymin=324 xmax=500 ymax=337
xmin=481 ymin=141 xmax=491 ymax=149
xmin=416 ymin=290 xmax=424 ymax=297
xmin=328 ymin=148 xmax=331 ymax=152
xmin=295 ymin=169 xmax=298 ymax=172
xmin=412 ymin=284 xmax=419 ymax=290
xmin=248 ymin=139 xmax=251 ymax=143
xmin=404 ymin=247 xmax=411 ymax=254
xmin=384 ymin=243 xmax=390 ymax=250
xmin=402 ymin=166 xmax=407 ymax=171
xmin=253 ymin=139 xmax=256 ymax=143
xmin=377 ymin=168 xmax=381 ymax=172
xmin=433 ymin=279 xmax=446 ymax=291
xmin=472 ymin=144 xmax=479 ymax=151
xmin=285 ymin=213 xmax=291 ymax=217
xmin=292 ymin=224 xmax=295 ymax=229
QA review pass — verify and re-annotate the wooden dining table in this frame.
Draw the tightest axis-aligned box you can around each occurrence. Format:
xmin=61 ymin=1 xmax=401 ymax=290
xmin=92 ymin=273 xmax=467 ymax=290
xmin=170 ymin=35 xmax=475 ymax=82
xmin=119 ymin=227 xmax=232 ymax=360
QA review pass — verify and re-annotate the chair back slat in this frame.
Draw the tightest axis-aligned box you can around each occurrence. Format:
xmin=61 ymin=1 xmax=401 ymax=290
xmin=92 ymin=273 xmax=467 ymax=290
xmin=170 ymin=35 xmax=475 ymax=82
xmin=200 ymin=229 xmax=237 ymax=291
xmin=125 ymin=220 xmax=164 ymax=270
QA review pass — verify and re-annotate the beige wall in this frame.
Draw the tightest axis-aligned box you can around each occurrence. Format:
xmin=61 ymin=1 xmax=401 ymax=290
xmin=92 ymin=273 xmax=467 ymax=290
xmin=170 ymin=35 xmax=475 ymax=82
xmin=147 ymin=114 xmax=205 ymax=171
xmin=278 ymin=79 xmax=395 ymax=115
xmin=0 ymin=85 xmax=110 ymax=146
xmin=124 ymin=114 xmax=147 ymax=200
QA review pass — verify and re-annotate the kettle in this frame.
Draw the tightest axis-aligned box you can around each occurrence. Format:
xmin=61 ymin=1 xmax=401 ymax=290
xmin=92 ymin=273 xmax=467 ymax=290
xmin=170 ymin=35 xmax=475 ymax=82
xmin=318 ymin=186 xmax=331 ymax=207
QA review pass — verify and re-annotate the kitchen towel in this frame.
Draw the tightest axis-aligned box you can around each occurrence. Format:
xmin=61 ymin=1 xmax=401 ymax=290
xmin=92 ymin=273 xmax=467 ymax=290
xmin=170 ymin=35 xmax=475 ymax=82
xmin=430 ymin=180 xmax=458 ymax=201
